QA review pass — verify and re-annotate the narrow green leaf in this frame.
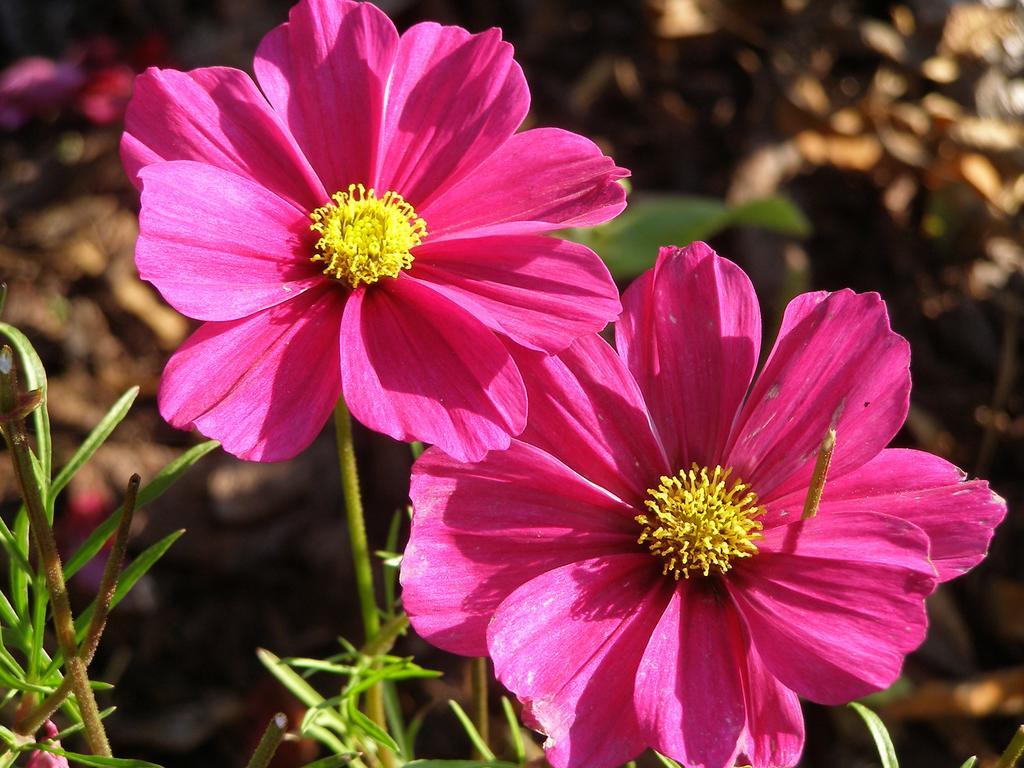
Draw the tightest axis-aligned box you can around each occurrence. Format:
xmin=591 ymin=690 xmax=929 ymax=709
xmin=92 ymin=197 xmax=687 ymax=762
xmin=73 ymin=530 xmax=184 ymax=642
xmin=283 ymin=658 xmax=359 ymax=676
xmin=346 ymin=699 xmax=400 ymax=753
xmin=49 ymin=387 xmax=139 ymax=502
xmin=257 ymin=649 xmax=348 ymax=734
xmin=24 ymin=743 xmax=163 ymax=768
xmin=0 ymin=322 xmax=51 ymax=476
xmin=0 ymin=513 xmax=31 ymax=583
xmin=447 ymin=700 xmax=494 ymax=761
xmin=849 ymin=701 xmax=899 ymax=768
xmin=383 ymin=678 xmax=409 ymax=758
xmin=959 ymin=757 xmax=978 ymax=768
xmin=44 ymin=530 xmax=183 ymax=676
xmin=65 ymin=440 xmax=218 ymax=579
xmin=299 ymin=755 xmax=357 ymax=768
xmin=403 ymin=762 xmax=517 ymax=768
xmin=382 ymin=509 xmax=403 ymax=615
xmin=10 ymin=511 xmax=29 ymax=629
xmin=28 ymin=585 xmax=47 ymax=680
xmin=654 ymin=753 xmax=683 ymax=768
xmin=500 ymin=696 xmax=525 ymax=764
xmin=302 ymin=725 xmax=348 ymax=756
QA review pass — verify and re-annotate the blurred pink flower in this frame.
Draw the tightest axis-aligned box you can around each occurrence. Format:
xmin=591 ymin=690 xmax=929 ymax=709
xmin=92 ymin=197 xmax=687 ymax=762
xmin=0 ymin=57 xmax=85 ymax=129
xmin=26 ymin=721 xmax=69 ymax=768
xmin=121 ymin=0 xmax=626 ymax=462
xmin=402 ymin=243 xmax=1006 ymax=768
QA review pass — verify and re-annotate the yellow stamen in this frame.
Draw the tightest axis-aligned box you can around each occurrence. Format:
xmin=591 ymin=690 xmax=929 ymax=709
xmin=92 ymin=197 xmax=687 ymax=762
xmin=309 ymin=184 xmax=426 ymax=288
xmin=636 ymin=464 xmax=764 ymax=579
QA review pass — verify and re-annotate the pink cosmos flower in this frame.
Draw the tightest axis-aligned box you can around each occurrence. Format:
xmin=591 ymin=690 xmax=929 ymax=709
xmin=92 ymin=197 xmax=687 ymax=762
xmin=401 ymin=243 xmax=1006 ymax=768
xmin=121 ymin=0 xmax=626 ymax=462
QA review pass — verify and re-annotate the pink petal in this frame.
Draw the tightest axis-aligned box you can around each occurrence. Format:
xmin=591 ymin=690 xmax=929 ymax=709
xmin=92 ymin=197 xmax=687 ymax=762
xmin=402 ymin=441 xmax=639 ymax=656
xmin=421 ymin=128 xmax=627 ymax=238
xmin=634 ymin=584 xmax=746 ymax=768
xmin=729 ymin=510 xmax=936 ymax=704
xmin=376 ymin=23 xmax=528 ymax=209
xmin=253 ymin=0 xmax=398 ymax=191
xmin=488 ymin=555 xmax=669 ymax=768
xmin=737 ymin=642 xmax=804 ymax=768
xmin=158 ymin=285 xmax=344 ymax=462
xmin=121 ymin=66 xmax=325 ymax=208
xmin=136 ymin=161 xmax=323 ymax=321
xmin=340 ymin=276 xmax=526 ymax=462
xmin=770 ymin=448 xmax=1006 ymax=581
xmin=410 ymin=235 xmax=620 ymax=352
xmin=616 ymin=243 xmax=762 ymax=469
xmin=724 ymin=289 xmax=911 ymax=502
xmin=509 ymin=334 xmax=670 ymax=505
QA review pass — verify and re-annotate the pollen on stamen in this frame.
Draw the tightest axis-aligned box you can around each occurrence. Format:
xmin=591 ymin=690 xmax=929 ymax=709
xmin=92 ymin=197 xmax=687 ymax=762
xmin=309 ymin=183 xmax=426 ymax=289
xmin=636 ymin=464 xmax=764 ymax=580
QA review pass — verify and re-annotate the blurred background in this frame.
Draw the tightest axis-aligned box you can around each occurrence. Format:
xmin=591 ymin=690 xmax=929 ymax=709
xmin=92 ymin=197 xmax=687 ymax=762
xmin=0 ymin=0 xmax=1022 ymax=766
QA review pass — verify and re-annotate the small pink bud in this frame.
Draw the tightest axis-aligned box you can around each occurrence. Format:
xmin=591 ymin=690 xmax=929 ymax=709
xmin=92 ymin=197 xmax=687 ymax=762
xmin=26 ymin=721 xmax=69 ymax=768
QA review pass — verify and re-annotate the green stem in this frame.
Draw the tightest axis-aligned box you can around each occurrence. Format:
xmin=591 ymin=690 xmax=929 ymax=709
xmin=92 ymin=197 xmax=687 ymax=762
xmin=471 ymin=657 xmax=490 ymax=759
xmin=332 ymin=399 xmax=393 ymax=768
xmin=333 ymin=400 xmax=379 ymax=642
xmin=995 ymin=725 xmax=1024 ymax=768
xmin=0 ymin=348 xmax=110 ymax=756
xmin=244 ymin=713 xmax=287 ymax=768
xmin=18 ymin=474 xmax=140 ymax=737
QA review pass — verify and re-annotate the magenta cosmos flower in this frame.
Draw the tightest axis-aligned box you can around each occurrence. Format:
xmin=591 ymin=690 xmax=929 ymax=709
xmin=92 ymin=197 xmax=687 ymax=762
xmin=121 ymin=0 xmax=626 ymax=462
xmin=401 ymin=243 xmax=1006 ymax=768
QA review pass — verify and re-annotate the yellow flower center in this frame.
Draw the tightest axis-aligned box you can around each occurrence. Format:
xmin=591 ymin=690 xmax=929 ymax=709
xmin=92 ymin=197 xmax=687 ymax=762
xmin=636 ymin=464 xmax=764 ymax=580
xmin=309 ymin=184 xmax=426 ymax=288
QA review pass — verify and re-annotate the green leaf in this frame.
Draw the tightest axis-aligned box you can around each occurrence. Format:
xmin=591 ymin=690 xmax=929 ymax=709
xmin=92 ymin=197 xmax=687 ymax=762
xmin=0 ymin=321 xmax=51 ymax=477
xmin=346 ymin=698 xmax=400 ymax=753
xmin=500 ymin=696 xmax=525 ymax=764
xmin=25 ymin=743 xmax=163 ymax=768
xmin=447 ymin=700 xmax=494 ymax=761
xmin=403 ymin=762 xmax=518 ymax=768
xmin=959 ymin=757 xmax=977 ymax=768
xmin=299 ymin=755 xmax=357 ymax=768
xmin=65 ymin=440 xmax=218 ymax=579
xmin=654 ymin=753 xmax=683 ymax=768
xmin=11 ymin=511 xmax=30 ymax=626
xmin=258 ymin=649 xmax=348 ymax=735
xmin=0 ymin=513 xmax=32 ymax=583
xmin=49 ymin=386 xmax=139 ymax=503
xmin=720 ymin=196 xmax=811 ymax=236
xmin=849 ymin=701 xmax=899 ymax=768
xmin=73 ymin=530 xmax=184 ymax=641
xmin=564 ymin=194 xmax=809 ymax=280
xmin=45 ymin=530 xmax=184 ymax=676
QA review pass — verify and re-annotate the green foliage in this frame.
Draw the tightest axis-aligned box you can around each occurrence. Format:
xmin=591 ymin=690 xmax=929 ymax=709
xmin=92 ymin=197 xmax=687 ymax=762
xmin=0 ymin=316 xmax=215 ymax=764
xmin=850 ymin=702 xmax=899 ymax=768
xmin=654 ymin=753 xmax=683 ymax=768
xmin=403 ymin=762 xmax=518 ymax=768
xmin=564 ymin=194 xmax=810 ymax=279
xmin=448 ymin=700 xmax=494 ymax=761
xmin=259 ymin=642 xmax=440 ymax=764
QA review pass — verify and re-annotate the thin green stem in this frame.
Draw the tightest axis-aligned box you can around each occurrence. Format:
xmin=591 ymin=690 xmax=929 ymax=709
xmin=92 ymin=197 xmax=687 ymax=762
xmin=0 ymin=347 xmax=110 ymax=756
xmin=333 ymin=400 xmax=378 ymax=642
xmin=332 ymin=399 xmax=393 ymax=768
xmin=995 ymin=725 xmax=1024 ymax=768
xmin=244 ymin=713 xmax=288 ymax=768
xmin=18 ymin=474 xmax=140 ymax=736
xmin=471 ymin=657 xmax=490 ymax=759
